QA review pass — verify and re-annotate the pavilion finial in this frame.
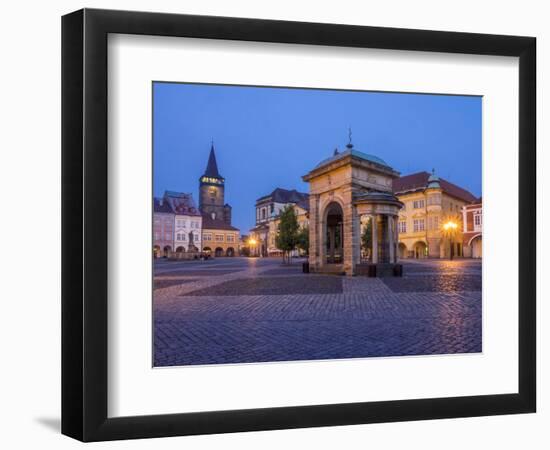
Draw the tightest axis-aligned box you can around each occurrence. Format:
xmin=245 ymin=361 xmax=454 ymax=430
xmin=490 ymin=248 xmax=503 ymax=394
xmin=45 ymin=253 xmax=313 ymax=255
xmin=346 ymin=127 xmax=353 ymax=149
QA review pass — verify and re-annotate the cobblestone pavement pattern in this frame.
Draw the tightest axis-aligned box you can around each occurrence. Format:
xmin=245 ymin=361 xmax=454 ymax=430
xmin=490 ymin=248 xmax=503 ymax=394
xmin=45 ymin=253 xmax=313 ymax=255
xmin=153 ymin=257 xmax=482 ymax=366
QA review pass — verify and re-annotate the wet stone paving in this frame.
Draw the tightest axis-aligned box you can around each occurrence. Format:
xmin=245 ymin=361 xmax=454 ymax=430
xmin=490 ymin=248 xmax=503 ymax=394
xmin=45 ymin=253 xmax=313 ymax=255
xmin=153 ymin=257 xmax=482 ymax=367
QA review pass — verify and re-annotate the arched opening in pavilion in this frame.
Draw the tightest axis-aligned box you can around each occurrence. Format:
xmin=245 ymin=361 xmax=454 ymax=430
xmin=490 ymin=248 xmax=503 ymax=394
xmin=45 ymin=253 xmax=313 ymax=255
xmin=324 ymin=202 xmax=344 ymax=265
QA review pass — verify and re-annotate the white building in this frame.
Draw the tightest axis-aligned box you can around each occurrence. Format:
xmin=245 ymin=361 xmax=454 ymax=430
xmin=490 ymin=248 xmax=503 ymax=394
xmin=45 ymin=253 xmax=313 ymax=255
xmin=164 ymin=191 xmax=202 ymax=253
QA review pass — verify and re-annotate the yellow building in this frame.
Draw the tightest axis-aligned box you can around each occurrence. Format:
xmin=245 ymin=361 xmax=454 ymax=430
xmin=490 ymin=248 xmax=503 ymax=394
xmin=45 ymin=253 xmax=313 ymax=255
xmin=393 ymin=170 xmax=477 ymax=258
xmin=201 ymin=214 xmax=240 ymax=257
xmin=249 ymin=188 xmax=309 ymax=257
xmin=266 ymin=203 xmax=309 ymax=257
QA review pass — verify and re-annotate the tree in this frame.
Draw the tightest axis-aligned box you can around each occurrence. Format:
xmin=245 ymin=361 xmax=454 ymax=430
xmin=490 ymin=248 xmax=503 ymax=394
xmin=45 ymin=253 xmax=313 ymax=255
xmin=296 ymin=225 xmax=309 ymax=256
xmin=275 ymin=205 xmax=299 ymax=264
xmin=361 ymin=218 xmax=372 ymax=260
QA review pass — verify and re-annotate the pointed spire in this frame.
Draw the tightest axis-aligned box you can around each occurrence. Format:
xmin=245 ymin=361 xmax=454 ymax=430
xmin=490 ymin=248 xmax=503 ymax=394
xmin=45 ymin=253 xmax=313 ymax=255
xmin=203 ymin=141 xmax=221 ymax=178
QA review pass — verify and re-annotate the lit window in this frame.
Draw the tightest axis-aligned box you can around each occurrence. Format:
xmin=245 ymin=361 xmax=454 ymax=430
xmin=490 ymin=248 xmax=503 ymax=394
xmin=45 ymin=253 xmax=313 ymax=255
xmin=398 ymin=221 xmax=407 ymax=233
xmin=215 ymin=234 xmax=224 ymax=242
xmin=227 ymin=235 xmax=235 ymax=242
xmin=413 ymin=219 xmax=425 ymax=232
xmin=203 ymin=233 xmax=212 ymax=241
xmin=413 ymin=200 xmax=425 ymax=209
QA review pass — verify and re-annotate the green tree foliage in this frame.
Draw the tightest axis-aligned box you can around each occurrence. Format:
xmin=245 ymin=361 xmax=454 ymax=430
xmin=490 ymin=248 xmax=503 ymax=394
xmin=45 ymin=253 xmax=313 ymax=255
xmin=296 ymin=225 xmax=309 ymax=256
xmin=275 ymin=205 xmax=299 ymax=264
xmin=361 ymin=218 xmax=372 ymax=256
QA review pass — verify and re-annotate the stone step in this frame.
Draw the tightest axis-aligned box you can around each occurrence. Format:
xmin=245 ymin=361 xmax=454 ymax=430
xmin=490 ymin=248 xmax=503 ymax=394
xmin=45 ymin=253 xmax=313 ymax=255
xmin=314 ymin=264 xmax=345 ymax=275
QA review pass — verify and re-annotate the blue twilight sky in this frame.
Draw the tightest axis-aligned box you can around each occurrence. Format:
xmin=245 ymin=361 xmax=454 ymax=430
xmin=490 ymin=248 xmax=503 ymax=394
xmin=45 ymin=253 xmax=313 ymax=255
xmin=153 ymin=82 xmax=482 ymax=235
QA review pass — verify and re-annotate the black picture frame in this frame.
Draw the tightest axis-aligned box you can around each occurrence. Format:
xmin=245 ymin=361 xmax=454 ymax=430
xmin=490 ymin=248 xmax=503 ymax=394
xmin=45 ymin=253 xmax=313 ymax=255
xmin=62 ymin=8 xmax=536 ymax=442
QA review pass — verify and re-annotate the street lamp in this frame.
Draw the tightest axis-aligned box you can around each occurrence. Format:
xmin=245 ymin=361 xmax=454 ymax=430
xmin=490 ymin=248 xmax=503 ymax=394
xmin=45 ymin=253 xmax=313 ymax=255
xmin=442 ymin=220 xmax=458 ymax=260
xmin=248 ymin=237 xmax=257 ymax=256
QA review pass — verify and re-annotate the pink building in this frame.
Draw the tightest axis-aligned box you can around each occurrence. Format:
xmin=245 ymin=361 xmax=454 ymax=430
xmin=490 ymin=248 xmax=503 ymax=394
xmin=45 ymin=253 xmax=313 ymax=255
xmin=153 ymin=197 xmax=175 ymax=257
xmin=462 ymin=199 xmax=482 ymax=258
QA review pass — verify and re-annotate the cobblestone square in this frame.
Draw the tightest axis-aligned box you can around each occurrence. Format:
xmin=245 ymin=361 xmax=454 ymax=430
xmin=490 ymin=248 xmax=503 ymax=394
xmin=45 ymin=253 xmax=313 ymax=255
xmin=153 ymin=257 xmax=481 ymax=366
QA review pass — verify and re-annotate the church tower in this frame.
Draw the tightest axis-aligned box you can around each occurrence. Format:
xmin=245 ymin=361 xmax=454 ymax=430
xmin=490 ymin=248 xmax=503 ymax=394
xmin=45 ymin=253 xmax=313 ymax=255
xmin=199 ymin=143 xmax=231 ymax=224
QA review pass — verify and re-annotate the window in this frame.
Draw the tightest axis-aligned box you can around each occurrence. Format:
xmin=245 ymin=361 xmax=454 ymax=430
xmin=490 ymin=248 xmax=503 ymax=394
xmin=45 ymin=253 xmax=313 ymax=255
xmin=165 ymin=233 xmax=171 ymax=241
xmin=154 ymin=232 xmax=159 ymax=241
xmin=215 ymin=234 xmax=224 ymax=242
xmin=413 ymin=200 xmax=425 ymax=209
xmin=413 ymin=219 xmax=425 ymax=232
xmin=203 ymin=233 xmax=212 ymax=241
xmin=474 ymin=214 xmax=482 ymax=228
xmin=226 ymin=235 xmax=235 ymax=243
xmin=398 ymin=221 xmax=407 ymax=233
xmin=427 ymin=194 xmax=441 ymax=205
xmin=427 ymin=216 xmax=439 ymax=230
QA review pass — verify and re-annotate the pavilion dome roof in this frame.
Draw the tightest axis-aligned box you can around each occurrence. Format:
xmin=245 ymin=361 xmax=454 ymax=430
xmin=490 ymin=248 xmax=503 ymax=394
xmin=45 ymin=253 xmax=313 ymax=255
xmin=315 ymin=146 xmax=389 ymax=169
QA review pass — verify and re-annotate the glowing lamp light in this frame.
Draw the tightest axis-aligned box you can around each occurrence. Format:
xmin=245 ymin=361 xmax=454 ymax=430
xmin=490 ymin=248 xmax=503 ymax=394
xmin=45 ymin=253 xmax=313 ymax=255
xmin=249 ymin=238 xmax=258 ymax=246
xmin=443 ymin=221 xmax=458 ymax=231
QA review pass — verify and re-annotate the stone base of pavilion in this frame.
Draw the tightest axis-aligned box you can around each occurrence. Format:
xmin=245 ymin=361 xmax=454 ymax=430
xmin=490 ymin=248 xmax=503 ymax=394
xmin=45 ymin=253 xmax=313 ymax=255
xmin=307 ymin=262 xmax=403 ymax=277
xmin=355 ymin=262 xmax=403 ymax=277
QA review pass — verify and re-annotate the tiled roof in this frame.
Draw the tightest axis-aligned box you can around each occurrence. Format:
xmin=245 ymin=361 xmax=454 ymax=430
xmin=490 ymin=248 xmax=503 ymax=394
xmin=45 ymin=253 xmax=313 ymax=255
xmin=163 ymin=191 xmax=201 ymax=216
xmin=201 ymin=213 xmax=239 ymax=231
xmin=257 ymin=188 xmax=309 ymax=205
xmin=153 ymin=197 xmax=174 ymax=214
xmin=393 ymin=171 xmax=477 ymax=203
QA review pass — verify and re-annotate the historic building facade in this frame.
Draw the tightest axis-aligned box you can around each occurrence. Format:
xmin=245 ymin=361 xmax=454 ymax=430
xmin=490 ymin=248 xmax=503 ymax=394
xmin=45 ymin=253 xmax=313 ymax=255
xmin=198 ymin=143 xmax=240 ymax=256
xmin=303 ymin=140 xmax=403 ymax=276
xmin=201 ymin=215 xmax=239 ymax=257
xmin=153 ymin=196 xmax=175 ymax=257
xmin=250 ymin=188 xmax=309 ymax=257
xmin=462 ymin=199 xmax=482 ymax=258
xmin=164 ymin=191 xmax=202 ymax=253
xmin=393 ymin=171 xmax=477 ymax=259
xmin=153 ymin=191 xmax=202 ymax=257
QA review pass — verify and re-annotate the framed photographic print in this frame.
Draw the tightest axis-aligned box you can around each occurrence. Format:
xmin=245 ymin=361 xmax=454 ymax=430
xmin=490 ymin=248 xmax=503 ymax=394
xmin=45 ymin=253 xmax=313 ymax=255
xmin=61 ymin=8 xmax=536 ymax=441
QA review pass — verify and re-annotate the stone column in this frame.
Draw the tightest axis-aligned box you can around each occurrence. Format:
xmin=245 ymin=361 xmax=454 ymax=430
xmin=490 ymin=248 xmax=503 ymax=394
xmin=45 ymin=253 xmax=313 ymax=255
xmin=352 ymin=210 xmax=361 ymax=268
xmin=388 ymin=215 xmax=395 ymax=263
xmin=372 ymin=214 xmax=378 ymax=264
xmin=308 ymin=194 xmax=320 ymax=270
xmin=342 ymin=188 xmax=355 ymax=275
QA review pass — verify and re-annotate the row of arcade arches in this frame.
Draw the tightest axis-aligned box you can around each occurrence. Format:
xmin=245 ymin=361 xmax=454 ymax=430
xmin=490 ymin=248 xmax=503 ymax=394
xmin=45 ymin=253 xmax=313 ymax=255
xmin=153 ymin=245 xmax=236 ymax=258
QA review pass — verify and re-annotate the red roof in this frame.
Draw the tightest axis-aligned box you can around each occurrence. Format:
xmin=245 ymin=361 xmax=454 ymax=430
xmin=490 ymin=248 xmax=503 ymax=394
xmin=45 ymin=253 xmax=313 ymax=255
xmin=393 ymin=171 xmax=477 ymax=203
xmin=201 ymin=213 xmax=239 ymax=231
